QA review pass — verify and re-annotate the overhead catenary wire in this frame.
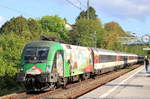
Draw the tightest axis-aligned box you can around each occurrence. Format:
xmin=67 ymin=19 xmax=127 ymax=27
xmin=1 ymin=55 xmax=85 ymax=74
xmin=75 ymin=0 xmax=87 ymax=10
xmin=78 ymin=0 xmax=87 ymax=7
xmin=76 ymin=0 xmax=82 ymax=10
xmin=0 ymin=4 xmax=31 ymax=16
xmin=65 ymin=0 xmax=82 ymax=10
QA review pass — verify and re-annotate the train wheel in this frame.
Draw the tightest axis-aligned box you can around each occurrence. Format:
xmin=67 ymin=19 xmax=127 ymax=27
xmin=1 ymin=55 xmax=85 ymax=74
xmin=63 ymin=78 xmax=67 ymax=88
xmin=82 ymin=73 xmax=90 ymax=80
xmin=59 ymin=77 xmax=68 ymax=88
xmin=79 ymin=75 xmax=82 ymax=82
xmin=49 ymin=82 xmax=56 ymax=90
xmin=42 ymin=83 xmax=56 ymax=91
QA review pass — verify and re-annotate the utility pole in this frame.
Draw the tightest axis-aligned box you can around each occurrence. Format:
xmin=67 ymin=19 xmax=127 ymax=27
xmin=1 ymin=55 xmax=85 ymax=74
xmin=77 ymin=34 xmax=81 ymax=46
xmin=87 ymin=0 xmax=90 ymax=19
xmin=94 ymin=31 xmax=97 ymax=48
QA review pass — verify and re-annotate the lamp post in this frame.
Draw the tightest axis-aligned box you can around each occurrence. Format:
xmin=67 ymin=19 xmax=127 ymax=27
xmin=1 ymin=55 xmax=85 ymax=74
xmin=94 ymin=31 xmax=97 ymax=48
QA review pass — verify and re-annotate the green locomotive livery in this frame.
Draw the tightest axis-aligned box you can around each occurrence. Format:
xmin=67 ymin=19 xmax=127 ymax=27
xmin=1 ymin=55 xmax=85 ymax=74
xmin=16 ymin=41 xmax=93 ymax=91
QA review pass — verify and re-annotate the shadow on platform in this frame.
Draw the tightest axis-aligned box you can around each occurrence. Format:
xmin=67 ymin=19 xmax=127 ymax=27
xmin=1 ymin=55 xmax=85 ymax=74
xmin=104 ymin=84 xmax=144 ymax=88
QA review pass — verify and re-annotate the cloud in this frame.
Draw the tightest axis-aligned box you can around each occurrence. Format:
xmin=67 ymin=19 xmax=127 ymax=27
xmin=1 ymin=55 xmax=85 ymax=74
xmin=51 ymin=0 xmax=150 ymax=21
xmin=0 ymin=16 xmax=5 ymax=22
xmin=92 ymin=0 xmax=150 ymax=21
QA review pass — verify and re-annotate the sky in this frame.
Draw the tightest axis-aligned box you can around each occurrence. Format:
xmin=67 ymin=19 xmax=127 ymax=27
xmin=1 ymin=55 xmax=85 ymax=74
xmin=0 ymin=0 xmax=150 ymax=37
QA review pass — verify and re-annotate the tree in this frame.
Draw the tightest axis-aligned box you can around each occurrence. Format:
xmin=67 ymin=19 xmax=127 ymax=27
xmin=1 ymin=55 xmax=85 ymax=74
xmin=76 ymin=6 xmax=98 ymax=20
xmin=103 ymin=22 xmax=126 ymax=50
xmin=0 ymin=33 xmax=30 ymax=95
xmin=0 ymin=33 xmax=30 ymax=76
xmin=77 ymin=11 xmax=87 ymax=19
xmin=69 ymin=18 xmax=103 ymax=47
xmin=0 ymin=16 xmax=30 ymax=36
xmin=69 ymin=6 xmax=103 ymax=47
xmin=28 ymin=18 xmax=43 ymax=39
xmin=38 ymin=15 xmax=68 ymax=41
xmin=104 ymin=21 xmax=126 ymax=36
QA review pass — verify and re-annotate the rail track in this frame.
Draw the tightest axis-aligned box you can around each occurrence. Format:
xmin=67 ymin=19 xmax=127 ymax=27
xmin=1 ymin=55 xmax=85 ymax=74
xmin=1 ymin=64 xmax=141 ymax=99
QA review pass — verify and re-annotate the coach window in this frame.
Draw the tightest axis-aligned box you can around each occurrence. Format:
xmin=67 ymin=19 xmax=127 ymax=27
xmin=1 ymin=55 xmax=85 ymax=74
xmin=120 ymin=56 xmax=124 ymax=61
xmin=100 ymin=55 xmax=108 ymax=63
xmin=100 ymin=55 xmax=116 ymax=63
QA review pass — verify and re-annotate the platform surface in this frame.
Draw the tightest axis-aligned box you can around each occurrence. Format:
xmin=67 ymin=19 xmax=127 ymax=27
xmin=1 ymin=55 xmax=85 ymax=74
xmin=79 ymin=66 xmax=150 ymax=99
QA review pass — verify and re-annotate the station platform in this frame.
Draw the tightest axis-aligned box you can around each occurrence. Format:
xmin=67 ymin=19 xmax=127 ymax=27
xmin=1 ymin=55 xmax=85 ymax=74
xmin=79 ymin=65 xmax=150 ymax=99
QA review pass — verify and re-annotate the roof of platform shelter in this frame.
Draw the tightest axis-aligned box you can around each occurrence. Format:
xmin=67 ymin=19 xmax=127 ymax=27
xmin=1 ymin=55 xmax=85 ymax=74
xmin=143 ymin=48 xmax=150 ymax=50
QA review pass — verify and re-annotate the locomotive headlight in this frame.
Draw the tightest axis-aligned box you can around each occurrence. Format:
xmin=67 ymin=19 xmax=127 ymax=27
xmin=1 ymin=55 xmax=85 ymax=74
xmin=46 ymin=65 xmax=51 ymax=72
xmin=20 ymin=64 xmax=24 ymax=72
xmin=20 ymin=68 xmax=23 ymax=72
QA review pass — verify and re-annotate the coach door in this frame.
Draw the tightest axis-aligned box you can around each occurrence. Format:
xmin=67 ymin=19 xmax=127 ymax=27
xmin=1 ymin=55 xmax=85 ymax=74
xmin=52 ymin=51 xmax=64 ymax=77
xmin=123 ymin=56 xmax=128 ymax=68
xmin=56 ymin=51 xmax=64 ymax=77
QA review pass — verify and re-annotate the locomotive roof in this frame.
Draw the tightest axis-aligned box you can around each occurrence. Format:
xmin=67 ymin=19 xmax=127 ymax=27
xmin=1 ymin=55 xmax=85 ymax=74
xmin=24 ymin=41 xmax=56 ymax=48
xmin=25 ymin=41 xmax=138 ymax=56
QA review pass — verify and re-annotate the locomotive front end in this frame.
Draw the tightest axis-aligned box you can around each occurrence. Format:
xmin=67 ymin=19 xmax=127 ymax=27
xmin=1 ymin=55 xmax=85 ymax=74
xmin=16 ymin=41 xmax=59 ymax=91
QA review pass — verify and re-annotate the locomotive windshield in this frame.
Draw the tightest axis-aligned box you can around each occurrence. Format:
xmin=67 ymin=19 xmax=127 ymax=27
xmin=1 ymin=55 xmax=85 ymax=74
xmin=24 ymin=47 xmax=49 ymax=63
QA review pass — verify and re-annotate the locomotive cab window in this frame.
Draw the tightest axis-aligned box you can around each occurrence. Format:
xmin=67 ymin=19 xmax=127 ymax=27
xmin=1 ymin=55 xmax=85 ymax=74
xmin=24 ymin=47 xmax=49 ymax=63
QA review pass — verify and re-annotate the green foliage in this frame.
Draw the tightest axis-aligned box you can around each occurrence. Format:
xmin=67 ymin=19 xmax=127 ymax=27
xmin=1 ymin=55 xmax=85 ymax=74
xmin=28 ymin=18 xmax=43 ymax=39
xmin=104 ymin=21 xmax=127 ymax=36
xmin=0 ymin=16 xmax=30 ymax=35
xmin=103 ymin=21 xmax=145 ymax=55
xmin=77 ymin=6 xmax=98 ymax=20
xmin=69 ymin=18 xmax=102 ymax=47
xmin=0 ymin=33 xmax=30 ymax=76
xmin=38 ymin=15 xmax=67 ymax=40
xmin=0 ymin=15 xmax=70 ymax=95
xmin=70 ymin=6 xmax=102 ymax=47
xmin=0 ymin=33 xmax=30 ymax=95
